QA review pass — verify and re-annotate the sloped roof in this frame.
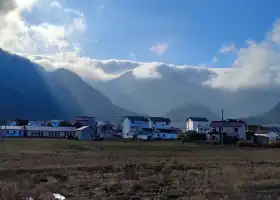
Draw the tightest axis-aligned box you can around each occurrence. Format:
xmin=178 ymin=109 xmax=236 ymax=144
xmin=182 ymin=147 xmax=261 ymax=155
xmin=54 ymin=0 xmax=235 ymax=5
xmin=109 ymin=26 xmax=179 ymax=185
xmin=210 ymin=120 xmax=246 ymax=128
xmin=149 ymin=117 xmax=171 ymax=123
xmin=0 ymin=126 xmax=76 ymax=132
xmin=76 ymin=126 xmax=89 ymax=131
xmin=125 ymin=116 xmax=149 ymax=121
xmin=187 ymin=117 xmax=209 ymax=122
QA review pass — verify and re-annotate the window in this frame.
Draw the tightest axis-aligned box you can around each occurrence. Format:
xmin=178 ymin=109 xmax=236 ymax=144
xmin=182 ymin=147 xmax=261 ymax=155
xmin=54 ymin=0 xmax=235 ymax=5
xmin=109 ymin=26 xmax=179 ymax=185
xmin=166 ymin=122 xmax=169 ymax=125
xmin=131 ymin=120 xmax=134 ymax=124
xmin=163 ymin=134 xmax=166 ymax=137
xmin=219 ymin=128 xmax=221 ymax=132
xmin=153 ymin=122 xmax=156 ymax=125
xmin=234 ymin=128 xmax=238 ymax=133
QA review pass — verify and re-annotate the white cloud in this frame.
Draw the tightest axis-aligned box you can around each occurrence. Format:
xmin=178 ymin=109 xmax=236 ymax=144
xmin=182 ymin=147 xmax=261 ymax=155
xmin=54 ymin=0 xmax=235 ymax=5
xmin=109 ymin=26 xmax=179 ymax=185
xmin=14 ymin=0 xmax=40 ymax=11
xmin=206 ymin=20 xmax=280 ymax=90
xmin=132 ymin=62 xmax=162 ymax=79
xmin=150 ymin=43 xmax=168 ymax=55
xmin=0 ymin=0 xmax=118 ymax=80
xmin=219 ymin=43 xmax=236 ymax=54
xmin=50 ymin=1 xmax=61 ymax=8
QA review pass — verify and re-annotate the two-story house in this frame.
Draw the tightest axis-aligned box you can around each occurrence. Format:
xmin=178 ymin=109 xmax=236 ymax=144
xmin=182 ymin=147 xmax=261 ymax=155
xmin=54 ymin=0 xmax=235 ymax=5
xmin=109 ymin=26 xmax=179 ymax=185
xmin=122 ymin=116 xmax=149 ymax=138
xmin=210 ymin=119 xmax=247 ymax=139
xmin=148 ymin=117 xmax=171 ymax=130
xmin=186 ymin=117 xmax=210 ymax=133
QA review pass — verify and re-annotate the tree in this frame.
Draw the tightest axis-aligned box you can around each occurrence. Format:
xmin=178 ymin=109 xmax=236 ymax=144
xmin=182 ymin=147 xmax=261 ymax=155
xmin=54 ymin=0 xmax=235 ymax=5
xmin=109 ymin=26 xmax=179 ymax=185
xmin=15 ymin=118 xmax=28 ymax=126
xmin=74 ymin=122 xmax=83 ymax=128
xmin=59 ymin=121 xmax=73 ymax=127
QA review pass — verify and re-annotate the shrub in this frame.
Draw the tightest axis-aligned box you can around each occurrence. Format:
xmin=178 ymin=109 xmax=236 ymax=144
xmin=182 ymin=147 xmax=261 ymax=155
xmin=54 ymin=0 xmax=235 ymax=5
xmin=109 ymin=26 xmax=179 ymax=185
xmin=265 ymin=141 xmax=280 ymax=148
xmin=187 ymin=133 xmax=206 ymax=142
xmin=236 ymin=140 xmax=256 ymax=147
xmin=223 ymin=136 xmax=239 ymax=144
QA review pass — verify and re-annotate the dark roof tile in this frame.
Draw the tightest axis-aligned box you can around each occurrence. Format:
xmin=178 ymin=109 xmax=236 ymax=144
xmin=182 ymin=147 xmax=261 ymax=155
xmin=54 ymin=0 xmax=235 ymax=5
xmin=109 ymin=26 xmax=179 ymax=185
xmin=149 ymin=117 xmax=171 ymax=123
xmin=125 ymin=116 xmax=149 ymax=121
xmin=187 ymin=117 xmax=209 ymax=122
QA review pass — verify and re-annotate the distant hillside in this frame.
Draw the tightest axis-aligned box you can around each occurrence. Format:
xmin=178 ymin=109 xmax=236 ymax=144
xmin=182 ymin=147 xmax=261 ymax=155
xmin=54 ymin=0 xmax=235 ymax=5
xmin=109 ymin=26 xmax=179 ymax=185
xmin=165 ymin=104 xmax=219 ymax=128
xmin=242 ymin=102 xmax=280 ymax=125
xmin=0 ymin=49 xmax=137 ymax=120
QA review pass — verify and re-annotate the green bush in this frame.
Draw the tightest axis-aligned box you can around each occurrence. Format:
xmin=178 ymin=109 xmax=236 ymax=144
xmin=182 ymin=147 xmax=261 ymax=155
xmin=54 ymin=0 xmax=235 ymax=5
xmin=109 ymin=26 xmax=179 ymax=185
xmin=187 ymin=133 xmax=206 ymax=142
xmin=236 ymin=140 xmax=256 ymax=147
xmin=265 ymin=142 xmax=280 ymax=148
xmin=246 ymin=131 xmax=254 ymax=140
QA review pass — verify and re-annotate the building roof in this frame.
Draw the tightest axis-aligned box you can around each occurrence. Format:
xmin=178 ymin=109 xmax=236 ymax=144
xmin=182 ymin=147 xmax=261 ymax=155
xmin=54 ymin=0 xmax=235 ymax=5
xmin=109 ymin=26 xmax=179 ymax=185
xmin=210 ymin=120 xmax=247 ymax=128
xmin=148 ymin=117 xmax=171 ymax=123
xmin=97 ymin=121 xmax=114 ymax=127
xmin=0 ymin=126 xmax=76 ymax=132
xmin=76 ymin=126 xmax=89 ymax=131
xmin=0 ymin=126 xmax=24 ymax=130
xmin=125 ymin=116 xmax=149 ymax=121
xmin=187 ymin=117 xmax=209 ymax=122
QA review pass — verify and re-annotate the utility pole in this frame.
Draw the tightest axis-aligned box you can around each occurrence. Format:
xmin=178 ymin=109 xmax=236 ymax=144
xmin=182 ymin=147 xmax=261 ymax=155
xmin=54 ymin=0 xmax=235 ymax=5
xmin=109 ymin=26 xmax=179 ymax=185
xmin=221 ymin=109 xmax=224 ymax=145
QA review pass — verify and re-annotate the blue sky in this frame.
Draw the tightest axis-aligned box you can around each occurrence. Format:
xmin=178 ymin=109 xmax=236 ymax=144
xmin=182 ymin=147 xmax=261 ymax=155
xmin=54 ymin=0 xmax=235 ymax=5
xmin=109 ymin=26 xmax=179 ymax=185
xmin=60 ymin=0 xmax=280 ymax=68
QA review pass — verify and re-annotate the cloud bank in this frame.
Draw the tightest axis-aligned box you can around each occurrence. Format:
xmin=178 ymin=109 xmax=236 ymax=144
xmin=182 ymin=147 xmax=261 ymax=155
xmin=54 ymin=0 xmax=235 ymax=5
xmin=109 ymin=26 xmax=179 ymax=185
xmin=1 ymin=0 xmax=280 ymax=93
xmin=150 ymin=43 xmax=169 ymax=56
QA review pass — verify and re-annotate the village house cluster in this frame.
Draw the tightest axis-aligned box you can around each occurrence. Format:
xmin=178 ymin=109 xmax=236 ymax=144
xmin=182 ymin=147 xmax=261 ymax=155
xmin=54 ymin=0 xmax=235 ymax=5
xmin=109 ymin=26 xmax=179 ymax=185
xmin=1 ymin=115 xmax=279 ymax=143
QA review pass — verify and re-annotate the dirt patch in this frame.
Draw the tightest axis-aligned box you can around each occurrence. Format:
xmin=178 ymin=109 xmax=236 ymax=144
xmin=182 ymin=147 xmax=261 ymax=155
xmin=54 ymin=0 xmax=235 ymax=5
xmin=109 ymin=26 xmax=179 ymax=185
xmin=1 ymin=139 xmax=280 ymax=199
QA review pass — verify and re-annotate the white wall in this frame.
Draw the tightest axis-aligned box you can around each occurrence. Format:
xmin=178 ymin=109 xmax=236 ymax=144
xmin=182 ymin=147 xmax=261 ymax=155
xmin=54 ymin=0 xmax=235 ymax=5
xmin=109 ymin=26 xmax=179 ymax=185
xmin=122 ymin=118 xmax=130 ymax=134
xmin=122 ymin=118 xmax=149 ymax=134
xmin=212 ymin=125 xmax=246 ymax=139
xmin=186 ymin=120 xmax=209 ymax=133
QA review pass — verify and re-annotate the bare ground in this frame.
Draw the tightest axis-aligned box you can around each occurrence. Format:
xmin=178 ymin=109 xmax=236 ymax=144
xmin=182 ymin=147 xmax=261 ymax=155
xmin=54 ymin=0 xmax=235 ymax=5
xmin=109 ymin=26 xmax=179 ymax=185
xmin=1 ymin=139 xmax=280 ymax=199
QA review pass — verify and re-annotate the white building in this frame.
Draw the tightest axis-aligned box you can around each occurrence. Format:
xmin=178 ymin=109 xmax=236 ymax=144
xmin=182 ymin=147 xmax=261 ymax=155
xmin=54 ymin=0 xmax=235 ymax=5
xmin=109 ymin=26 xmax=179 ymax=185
xmin=122 ymin=116 xmax=149 ymax=138
xmin=186 ymin=117 xmax=210 ymax=133
xmin=210 ymin=119 xmax=247 ymax=140
xmin=0 ymin=126 xmax=76 ymax=138
xmin=148 ymin=117 xmax=171 ymax=130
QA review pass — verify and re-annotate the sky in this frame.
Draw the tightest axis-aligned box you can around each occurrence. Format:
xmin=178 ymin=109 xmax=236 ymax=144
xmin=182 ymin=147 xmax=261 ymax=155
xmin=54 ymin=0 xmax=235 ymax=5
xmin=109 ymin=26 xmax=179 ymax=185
xmin=1 ymin=0 xmax=280 ymax=90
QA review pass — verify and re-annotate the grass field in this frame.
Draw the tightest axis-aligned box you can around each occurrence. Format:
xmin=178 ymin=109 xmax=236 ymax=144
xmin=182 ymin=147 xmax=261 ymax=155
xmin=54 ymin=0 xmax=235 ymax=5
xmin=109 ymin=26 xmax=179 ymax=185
xmin=1 ymin=139 xmax=280 ymax=199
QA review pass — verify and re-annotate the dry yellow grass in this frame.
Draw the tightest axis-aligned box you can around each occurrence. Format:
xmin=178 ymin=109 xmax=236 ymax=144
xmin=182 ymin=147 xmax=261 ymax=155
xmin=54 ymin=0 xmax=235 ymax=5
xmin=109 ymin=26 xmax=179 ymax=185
xmin=1 ymin=139 xmax=280 ymax=199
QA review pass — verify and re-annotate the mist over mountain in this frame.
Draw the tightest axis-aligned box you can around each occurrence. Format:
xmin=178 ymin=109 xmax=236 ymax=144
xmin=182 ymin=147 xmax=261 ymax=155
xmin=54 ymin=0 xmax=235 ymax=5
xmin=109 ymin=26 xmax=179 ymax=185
xmin=242 ymin=102 xmax=280 ymax=125
xmin=0 ymin=49 xmax=136 ymax=121
xmin=91 ymin=62 xmax=280 ymax=119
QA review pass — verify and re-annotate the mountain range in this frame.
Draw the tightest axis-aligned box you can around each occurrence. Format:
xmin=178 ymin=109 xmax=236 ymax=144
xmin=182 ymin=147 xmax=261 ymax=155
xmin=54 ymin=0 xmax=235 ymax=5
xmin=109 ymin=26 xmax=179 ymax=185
xmin=0 ymin=49 xmax=136 ymax=121
xmin=1 ymin=49 xmax=280 ymax=125
xmin=165 ymin=104 xmax=220 ymax=128
xmin=91 ymin=64 xmax=280 ymax=120
xmin=241 ymin=102 xmax=280 ymax=125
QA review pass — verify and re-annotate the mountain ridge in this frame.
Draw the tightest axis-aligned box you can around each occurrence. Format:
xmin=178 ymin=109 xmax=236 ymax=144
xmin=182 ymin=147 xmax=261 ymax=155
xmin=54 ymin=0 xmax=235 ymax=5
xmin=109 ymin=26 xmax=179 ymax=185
xmin=0 ymin=49 xmax=137 ymax=121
